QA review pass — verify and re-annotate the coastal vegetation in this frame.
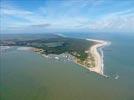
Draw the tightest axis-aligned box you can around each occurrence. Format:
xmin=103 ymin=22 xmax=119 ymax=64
xmin=0 ymin=36 xmax=95 ymax=62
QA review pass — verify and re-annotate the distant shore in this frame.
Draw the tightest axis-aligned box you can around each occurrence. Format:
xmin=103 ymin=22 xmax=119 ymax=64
xmin=81 ymin=39 xmax=109 ymax=76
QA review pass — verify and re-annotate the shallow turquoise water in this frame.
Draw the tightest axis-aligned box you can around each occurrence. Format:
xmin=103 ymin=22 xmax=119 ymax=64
xmin=1 ymin=33 xmax=134 ymax=100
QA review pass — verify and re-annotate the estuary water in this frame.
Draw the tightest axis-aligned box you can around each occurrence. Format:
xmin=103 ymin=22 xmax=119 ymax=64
xmin=1 ymin=33 xmax=134 ymax=100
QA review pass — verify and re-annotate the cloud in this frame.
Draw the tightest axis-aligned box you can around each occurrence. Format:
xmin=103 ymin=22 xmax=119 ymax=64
xmin=0 ymin=4 xmax=47 ymax=25
xmin=87 ymin=9 xmax=134 ymax=32
xmin=0 ymin=4 xmax=52 ymax=33
xmin=1 ymin=0 xmax=134 ymax=33
xmin=30 ymin=23 xmax=51 ymax=28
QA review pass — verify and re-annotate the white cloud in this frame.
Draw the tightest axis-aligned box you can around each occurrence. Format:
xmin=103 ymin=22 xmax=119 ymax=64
xmin=1 ymin=1 xmax=134 ymax=33
xmin=87 ymin=9 xmax=134 ymax=32
xmin=0 ymin=5 xmax=48 ymax=26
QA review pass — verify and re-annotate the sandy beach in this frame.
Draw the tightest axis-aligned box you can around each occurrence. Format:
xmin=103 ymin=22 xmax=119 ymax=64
xmin=16 ymin=39 xmax=109 ymax=76
xmin=86 ymin=39 xmax=109 ymax=76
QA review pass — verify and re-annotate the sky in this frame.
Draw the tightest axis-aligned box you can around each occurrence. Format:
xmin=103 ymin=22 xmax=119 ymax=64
xmin=0 ymin=0 xmax=134 ymax=34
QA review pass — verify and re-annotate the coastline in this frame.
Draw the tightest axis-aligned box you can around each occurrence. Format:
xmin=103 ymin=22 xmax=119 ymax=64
xmin=1 ymin=38 xmax=110 ymax=77
xmin=84 ymin=39 xmax=109 ymax=76
xmin=88 ymin=39 xmax=107 ymax=75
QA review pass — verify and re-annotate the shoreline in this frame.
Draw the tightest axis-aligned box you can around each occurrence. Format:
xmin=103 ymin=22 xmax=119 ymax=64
xmin=85 ymin=39 xmax=109 ymax=76
xmin=74 ymin=39 xmax=110 ymax=77
xmin=1 ymin=38 xmax=110 ymax=77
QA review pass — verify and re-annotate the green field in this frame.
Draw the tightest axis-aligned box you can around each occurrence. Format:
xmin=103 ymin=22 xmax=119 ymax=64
xmin=0 ymin=36 xmax=95 ymax=61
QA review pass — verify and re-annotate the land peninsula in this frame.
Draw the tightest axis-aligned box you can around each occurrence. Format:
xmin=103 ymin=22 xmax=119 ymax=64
xmin=0 ymin=35 xmax=108 ymax=75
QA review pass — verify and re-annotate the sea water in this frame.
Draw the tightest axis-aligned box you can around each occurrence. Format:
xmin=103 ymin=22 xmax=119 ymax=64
xmin=0 ymin=33 xmax=134 ymax=100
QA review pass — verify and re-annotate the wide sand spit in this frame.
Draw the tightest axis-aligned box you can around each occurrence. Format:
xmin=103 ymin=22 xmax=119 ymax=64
xmin=86 ymin=38 xmax=111 ymax=77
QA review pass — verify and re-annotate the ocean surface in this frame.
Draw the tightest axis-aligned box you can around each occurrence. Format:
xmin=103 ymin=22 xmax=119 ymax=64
xmin=1 ymin=33 xmax=134 ymax=100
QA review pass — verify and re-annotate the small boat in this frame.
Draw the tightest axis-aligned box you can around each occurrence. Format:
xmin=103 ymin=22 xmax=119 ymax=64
xmin=115 ymin=74 xmax=119 ymax=79
xmin=55 ymin=57 xmax=59 ymax=60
